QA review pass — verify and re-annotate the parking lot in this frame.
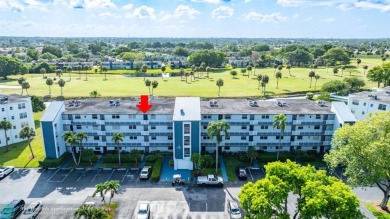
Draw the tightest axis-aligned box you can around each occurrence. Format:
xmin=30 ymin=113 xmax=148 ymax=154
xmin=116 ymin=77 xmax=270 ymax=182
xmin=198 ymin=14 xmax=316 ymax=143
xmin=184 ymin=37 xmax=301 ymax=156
xmin=247 ymin=167 xmax=265 ymax=182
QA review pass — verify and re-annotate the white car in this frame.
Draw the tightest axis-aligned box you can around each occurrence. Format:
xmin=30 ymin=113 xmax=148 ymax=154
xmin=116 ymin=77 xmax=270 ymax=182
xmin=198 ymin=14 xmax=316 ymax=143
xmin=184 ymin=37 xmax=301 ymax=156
xmin=20 ymin=201 xmax=43 ymax=219
xmin=139 ymin=166 xmax=152 ymax=179
xmin=136 ymin=202 xmax=150 ymax=219
xmin=0 ymin=166 xmax=14 ymax=179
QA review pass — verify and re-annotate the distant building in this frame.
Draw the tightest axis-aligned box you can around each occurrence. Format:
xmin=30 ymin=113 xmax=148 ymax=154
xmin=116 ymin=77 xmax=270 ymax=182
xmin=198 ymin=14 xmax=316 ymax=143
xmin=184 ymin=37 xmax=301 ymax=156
xmin=0 ymin=94 xmax=35 ymax=148
xmin=347 ymin=87 xmax=390 ymax=120
xmin=40 ymin=97 xmax=351 ymax=170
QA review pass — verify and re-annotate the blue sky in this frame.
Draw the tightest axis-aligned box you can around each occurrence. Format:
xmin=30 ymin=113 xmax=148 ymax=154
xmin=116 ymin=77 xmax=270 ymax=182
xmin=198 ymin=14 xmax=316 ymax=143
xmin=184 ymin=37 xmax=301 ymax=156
xmin=0 ymin=0 xmax=389 ymax=38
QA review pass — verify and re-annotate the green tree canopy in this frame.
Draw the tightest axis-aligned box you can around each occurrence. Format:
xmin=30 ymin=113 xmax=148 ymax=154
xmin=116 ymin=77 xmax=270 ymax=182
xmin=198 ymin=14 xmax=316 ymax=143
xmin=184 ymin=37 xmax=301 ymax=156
xmin=42 ymin=45 xmax=62 ymax=58
xmin=0 ymin=55 xmax=26 ymax=79
xmin=187 ymin=50 xmax=225 ymax=67
xmin=322 ymin=47 xmax=350 ymax=66
xmin=173 ymin=47 xmax=190 ymax=57
xmin=321 ymin=80 xmax=346 ymax=93
xmin=31 ymin=95 xmax=46 ymax=112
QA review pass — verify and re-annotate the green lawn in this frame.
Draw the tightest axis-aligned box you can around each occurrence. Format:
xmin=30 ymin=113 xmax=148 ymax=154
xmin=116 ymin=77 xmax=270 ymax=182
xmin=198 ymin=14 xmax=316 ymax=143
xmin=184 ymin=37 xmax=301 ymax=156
xmin=0 ymin=59 xmax=380 ymax=98
xmin=223 ymin=155 xmax=250 ymax=181
xmin=0 ymin=111 xmax=45 ymax=168
xmin=364 ymin=202 xmax=390 ymax=219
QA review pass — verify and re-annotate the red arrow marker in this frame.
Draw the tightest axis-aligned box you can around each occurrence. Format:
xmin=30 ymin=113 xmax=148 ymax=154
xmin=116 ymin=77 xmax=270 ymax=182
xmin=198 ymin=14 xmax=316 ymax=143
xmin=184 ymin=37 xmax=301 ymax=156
xmin=136 ymin=95 xmax=153 ymax=113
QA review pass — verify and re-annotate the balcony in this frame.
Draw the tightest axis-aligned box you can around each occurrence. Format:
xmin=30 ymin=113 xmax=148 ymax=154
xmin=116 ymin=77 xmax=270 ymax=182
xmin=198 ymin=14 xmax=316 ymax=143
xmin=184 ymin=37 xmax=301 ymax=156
xmin=250 ymin=120 xmax=258 ymax=125
xmin=292 ymin=131 xmax=300 ymax=135
xmin=97 ymin=131 xmax=106 ymax=135
xmin=141 ymin=131 xmax=149 ymax=135
xmin=324 ymin=131 xmax=333 ymax=135
xmin=326 ymin=120 xmax=334 ymax=125
xmin=291 ymin=142 xmax=300 ymax=146
xmin=62 ymin=120 xmax=71 ymax=125
xmin=293 ymin=120 xmax=302 ymax=125
xmin=249 ymin=131 xmax=257 ymax=135
xmin=95 ymin=120 xmax=105 ymax=125
xmin=141 ymin=121 xmax=149 ymax=125
xmin=142 ymin=142 xmax=148 ymax=146
xmin=97 ymin=142 xmax=106 ymax=146
xmin=323 ymin=141 xmax=331 ymax=145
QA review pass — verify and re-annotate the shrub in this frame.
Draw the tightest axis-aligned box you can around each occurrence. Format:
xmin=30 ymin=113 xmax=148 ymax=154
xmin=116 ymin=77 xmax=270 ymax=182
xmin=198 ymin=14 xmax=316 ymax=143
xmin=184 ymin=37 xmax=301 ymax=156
xmin=145 ymin=155 xmax=157 ymax=162
xmin=102 ymin=154 xmax=132 ymax=163
xmin=150 ymin=150 xmax=161 ymax=155
xmin=39 ymin=152 xmax=71 ymax=168
xmin=306 ymin=150 xmax=318 ymax=156
xmin=306 ymin=92 xmax=314 ymax=100
xmin=300 ymin=154 xmax=317 ymax=162
xmin=151 ymin=156 xmax=163 ymax=182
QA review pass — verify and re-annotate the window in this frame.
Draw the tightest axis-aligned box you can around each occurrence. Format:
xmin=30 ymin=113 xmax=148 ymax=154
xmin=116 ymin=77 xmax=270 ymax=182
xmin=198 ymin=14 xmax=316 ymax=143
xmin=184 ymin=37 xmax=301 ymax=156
xmin=93 ymin=125 xmax=99 ymax=130
xmin=18 ymin=103 xmax=25 ymax=109
xmin=378 ymin=104 xmax=387 ymax=110
xmin=312 ymin=146 xmax=318 ymax=150
xmin=225 ymin=114 xmax=231 ymax=119
xmin=184 ymin=136 xmax=190 ymax=145
xmin=297 ymin=136 xmax=303 ymax=140
xmin=19 ymin=112 xmax=27 ymax=119
xmin=261 ymin=125 xmax=268 ymax=129
xmin=95 ymin=147 xmax=101 ymax=150
xmin=299 ymin=115 xmax=305 ymax=118
xmin=352 ymin=99 xmax=359 ymax=105
xmin=297 ymin=146 xmax=302 ymax=150
xmin=370 ymin=104 xmax=373 ymax=107
xmin=260 ymin=136 xmax=268 ymax=140
xmin=203 ymin=115 xmax=211 ymax=119
xmin=298 ymin=126 xmax=303 ymax=130
xmin=315 ymin=115 xmax=321 ymax=119
xmin=276 ymin=136 xmax=284 ymax=140
xmin=13 ymin=126 xmax=16 ymax=129
xmin=242 ymin=115 xmax=247 ymax=119
xmin=112 ymin=125 xmax=120 ymax=130
xmin=262 ymin=146 xmax=267 ymax=150
xmin=168 ymin=136 xmax=173 ymax=140
xmin=241 ymin=136 xmax=246 ymax=140
xmin=225 ymin=136 xmax=230 ymax=140
xmin=112 ymin=114 xmax=120 ymax=119
xmin=1 ymin=108 xmax=4 ymax=112
xmin=224 ymin=146 xmax=230 ymax=150
xmin=129 ymin=125 xmax=136 ymax=129
xmin=151 ymin=115 xmax=156 ymax=119
xmin=130 ymin=136 xmax=137 ymax=140
xmin=203 ymin=136 xmax=209 ymax=140
xmin=75 ymin=115 xmax=81 ymax=119
xmin=15 ymin=135 xmax=17 ymax=139
xmin=76 ymin=125 xmax=82 ymax=129
xmin=151 ymin=136 xmax=156 ymax=140
xmin=313 ymin=136 xmax=320 ymax=140
xmin=314 ymin=125 xmax=320 ymax=130
xmin=168 ymin=146 xmax=173 ymax=150
xmin=363 ymin=102 xmax=366 ymax=106
xmin=261 ymin=115 xmax=269 ymax=119
xmin=11 ymin=116 xmax=14 ymax=120
xmin=362 ymin=111 xmax=365 ymax=115
xmin=241 ymin=125 xmax=247 ymax=130
xmin=151 ymin=126 xmax=156 ymax=130
xmin=184 ymin=123 xmax=190 ymax=134
xmin=184 ymin=148 xmax=191 ymax=157
xmin=9 ymin=106 xmax=13 ymax=110
xmin=129 ymin=115 xmax=136 ymax=119
xmin=203 ymin=125 xmax=207 ymax=130
xmin=92 ymin=114 xmax=98 ymax=119
xmin=94 ymin=136 xmax=99 ymax=140
xmin=168 ymin=126 xmax=172 ymax=130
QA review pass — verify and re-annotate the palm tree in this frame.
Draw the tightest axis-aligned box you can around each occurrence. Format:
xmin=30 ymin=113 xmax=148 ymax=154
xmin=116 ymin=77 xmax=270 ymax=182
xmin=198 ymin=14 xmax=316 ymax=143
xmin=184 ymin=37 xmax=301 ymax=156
xmin=179 ymin=68 xmax=185 ymax=81
xmin=273 ymin=64 xmax=278 ymax=75
xmin=151 ymin=80 xmax=158 ymax=95
xmin=102 ymin=66 xmax=108 ymax=80
xmin=74 ymin=204 xmax=94 ymax=219
xmin=18 ymin=77 xmax=25 ymax=94
xmin=145 ymin=79 xmax=151 ymax=95
xmin=83 ymin=148 xmax=95 ymax=165
xmin=84 ymin=65 xmax=89 ymax=80
xmin=341 ymin=66 xmax=346 ymax=76
xmin=91 ymin=207 xmax=109 ymax=219
xmin=76 ymin=132 xmax=88 ymax=165
xmin=357 ymin=58 xmax=361 ymax=67
xmin=275 ymin=71 xmax=282 ymax=89
xmin=112 ymin=132 xmax=124 ymax=165
xmin=206 ymin=66 xmax=211 ymax=78
xmin=46 ymin=78 xmax=53 ymax=95
xmin=382 ymin=57 xmax=387 ymax=63
xmin=161 ymin=65 xmax=166 ymax=79
xmin=19 ymin=125 xmax=36 ymax=159
xmin=363 ymin=65 xmax=368 ymax=74
xmin=240 ymin=68 xmax=246 ymax=77
xmin=185 ymin=72 xmax=190 ymax=83
xmin=92 ymin=183 xmax=107 ymax=206
xmin=129 ymin=149 xmax=141 ymax=166
xmin=254 ymin=63 xmax=259 ymax=75
xmin=56 ymin=69 xmax=63 ymax=79
xmin=190 ymin=71 xmax=194 ymax=82
xmin=207 ymin=120 xmax=230 ymax=173
xmin=77 ymin=64 xmax=82 ymax=78
xmin=58 ymin=78 xmax=66 ymax=96
xmin=256 ymin=74 xmax=263 ymax=90
xmin=40 ymin=68 xmax=46 ymax=78
xmin=21 ymin=81 xmax=30 ymax=95
xmin=104 ymin=180 xmax=120 ymax=211
xmin=309 ymin=71 xmax=315 ymax=88
xmin=62 ymin=131 xmax=78 ymax=165
xmin=90 ymin=90 xmax=101 ymax=98
xmin=141 ymin=64 xmax=148 ymax=81
xmin=0 ymin=120 xmax=12 ymax=152
xmin=66 ymin=66 xmax=72 ymax=81
xmin=246 ymin=65 xmax=252 ymax=78
xmin=314 ymin=74 xmax=320 ymax=90
xmin=230 ymin=70 xmax=237 ymax=79
xmin=333 ymin=67 xmax=339 ymax=75
xmin=312 ymin=64 xmax=318 ymax=73
xmin=216 ymin=79 xmax=224 ymax=97
xmin=286 ymin=65 xmax=291 ymax=76
xmin=261 ymin=75 xmax=269 ymax=95
xmin=246 ymin=146 xmax=259 ymax=165
xmin=273 ymin=114 xmax=286 ymax=161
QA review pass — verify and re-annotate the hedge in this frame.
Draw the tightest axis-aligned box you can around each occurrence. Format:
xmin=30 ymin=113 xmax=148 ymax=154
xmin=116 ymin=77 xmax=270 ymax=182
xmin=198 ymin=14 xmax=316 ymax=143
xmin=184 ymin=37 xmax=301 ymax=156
xmin=39 ymin=152 xmax=71 ymax=168
xmin=145 ymin=155 xmax=157 ymax=162
xmin=151 ymin=156 xmax=163 ymax=182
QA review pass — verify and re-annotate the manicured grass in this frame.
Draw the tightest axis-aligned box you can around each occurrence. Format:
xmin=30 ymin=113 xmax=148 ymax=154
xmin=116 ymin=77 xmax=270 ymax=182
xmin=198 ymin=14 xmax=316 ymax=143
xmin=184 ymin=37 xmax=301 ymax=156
xmin=0 ymin=59 xmax=379 ymax=98
xmin=0 ymin=111 xmax=45 ymax=168
xmin=223 ymin=155 xmax=250 ymax=182
xmin=364 ymin=202 xmax=390 ymax=219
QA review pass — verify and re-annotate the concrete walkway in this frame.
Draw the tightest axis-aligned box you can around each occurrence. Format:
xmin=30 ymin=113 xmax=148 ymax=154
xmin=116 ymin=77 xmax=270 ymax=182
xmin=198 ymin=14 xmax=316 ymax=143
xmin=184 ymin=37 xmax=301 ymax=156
xmin=159 ymin=157 xmax=191 ymax=183
xmin=219 ymin=155 xmax=228 ymax=182
xmin=92 ymin=155 xmax=104 ymax=169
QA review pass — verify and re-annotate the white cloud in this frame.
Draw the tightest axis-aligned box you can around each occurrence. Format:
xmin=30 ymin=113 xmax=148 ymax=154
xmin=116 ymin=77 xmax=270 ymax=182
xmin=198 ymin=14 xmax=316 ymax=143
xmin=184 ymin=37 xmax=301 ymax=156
xmin=242 ymin=12 xmax=287 ymax=23
xmin=99 ymin=12 xmax=121 ymax=18
xmin=122 ymin=3 xmax=133 ymax=10
xmin=212 ymin=6 xmax=234 ymax=19
xmin=321 ymin=17 xmax=336 ymax=23
xmin=354 ymin=1 xmax=390 ymax=12
xmin=174 ymin=5 xmax=200 ymax=19
xmin=244 ymin=0 xmax=252 ymax=2
xmin=191 ymin=0 xmax=220 ymax=3
xmin=53 ymin=0 xmax=116 ymax=9
xmin=277 ymin=0 xmax=345 ymax=7
xmin=0 ymin=0 xmax=26 ymax=12
xmin=292 ymin=14 xmax=299 ymax=19
xmin=132 ymin=5 xmax=156 ymax=19
xmin=338 ymin=3 xmax=353 ymax=11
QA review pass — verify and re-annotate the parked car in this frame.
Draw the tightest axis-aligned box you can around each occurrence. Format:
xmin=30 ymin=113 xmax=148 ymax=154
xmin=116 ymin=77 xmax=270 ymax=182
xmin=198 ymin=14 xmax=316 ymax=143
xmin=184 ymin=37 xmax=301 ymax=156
xmin=196 ymin=174 xmax=224 ymax=187
xmin=136 ymin=202 xmax=150 ymax=219
xmin=0 ymin=199 xmax=25 ymax=219
xmin=139 ymin=166 xmax=152 ymax=179
xmin=0 ymin=166 xmax=14 ymax=179
xmin=227 ymin=200 xmax=242 ymax=219
xmin=235 ymin=167 xmax=247 ymax=180
xmin=20 ymin=201 xmax=43 ymax=219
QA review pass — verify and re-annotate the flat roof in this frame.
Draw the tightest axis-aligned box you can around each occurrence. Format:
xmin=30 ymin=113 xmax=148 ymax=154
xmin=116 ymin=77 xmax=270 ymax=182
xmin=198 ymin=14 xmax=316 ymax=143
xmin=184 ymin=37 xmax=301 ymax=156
xmin=200 ymin=99 xmax=333 ymax=114
xmin=349 ymin=87 xmax=390 ymax=104
xmin=331 ymin=102 xmax=356 ymax=122
xmin=40 ymin=101 xmax=64 ymax=122
xmin=0 ymin=94 xmax=30 ymax=103
xmin=173 ymin=97 xmax=201 ymax=121
xmin=63 ymin=97 xmax=175 ymax=114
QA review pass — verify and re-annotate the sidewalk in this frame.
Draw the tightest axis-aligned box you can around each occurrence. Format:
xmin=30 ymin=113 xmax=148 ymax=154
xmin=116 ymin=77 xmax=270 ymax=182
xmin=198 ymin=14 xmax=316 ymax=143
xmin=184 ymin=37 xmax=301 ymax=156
xmin=92 ymin=155 xmax=104 ymax=170
xmin=219 ymin=155 xmax=228 ymax=182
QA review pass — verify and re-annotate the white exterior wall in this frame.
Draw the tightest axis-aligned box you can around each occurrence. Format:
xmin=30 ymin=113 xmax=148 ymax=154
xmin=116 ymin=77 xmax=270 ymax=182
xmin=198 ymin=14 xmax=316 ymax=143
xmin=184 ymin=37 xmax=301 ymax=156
xmin=348 ymin=97 xmax=389 ymax=120
xmin=0 ymin=96 xmax=34 ymax=148
xmin=52 ymin=106 xmax=66 ymax=157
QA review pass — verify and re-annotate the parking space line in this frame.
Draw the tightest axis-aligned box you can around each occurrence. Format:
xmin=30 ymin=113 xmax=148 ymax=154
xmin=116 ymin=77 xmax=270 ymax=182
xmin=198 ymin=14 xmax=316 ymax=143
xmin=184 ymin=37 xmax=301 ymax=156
xmin=91 ymin=169 xmax=102 ymax=182
xmin=106 ymin=169 xmax=115 ymax=181
xmin=76 ymin=169 xmax=86 ymax=182
xmin=60 ymin=169 xmax=74 ymax=182
xmin=47 ymin=168 xmax=60 ymax=182
xmin=248 ymin=168 xmax=254 ymax=182
xmin=121 ymin=169 xmax=129 ymax=182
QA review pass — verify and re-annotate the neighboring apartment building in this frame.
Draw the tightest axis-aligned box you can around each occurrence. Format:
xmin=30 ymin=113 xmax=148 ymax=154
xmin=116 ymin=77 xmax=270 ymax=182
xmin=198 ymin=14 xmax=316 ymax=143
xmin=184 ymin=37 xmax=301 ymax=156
xmin=347 ymin=87 xmax=390 ymax=120
xmin=0 ymin=94 xmax=35 ymax=148
xmin=40 ymin=97 xmax=352 ymax=170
